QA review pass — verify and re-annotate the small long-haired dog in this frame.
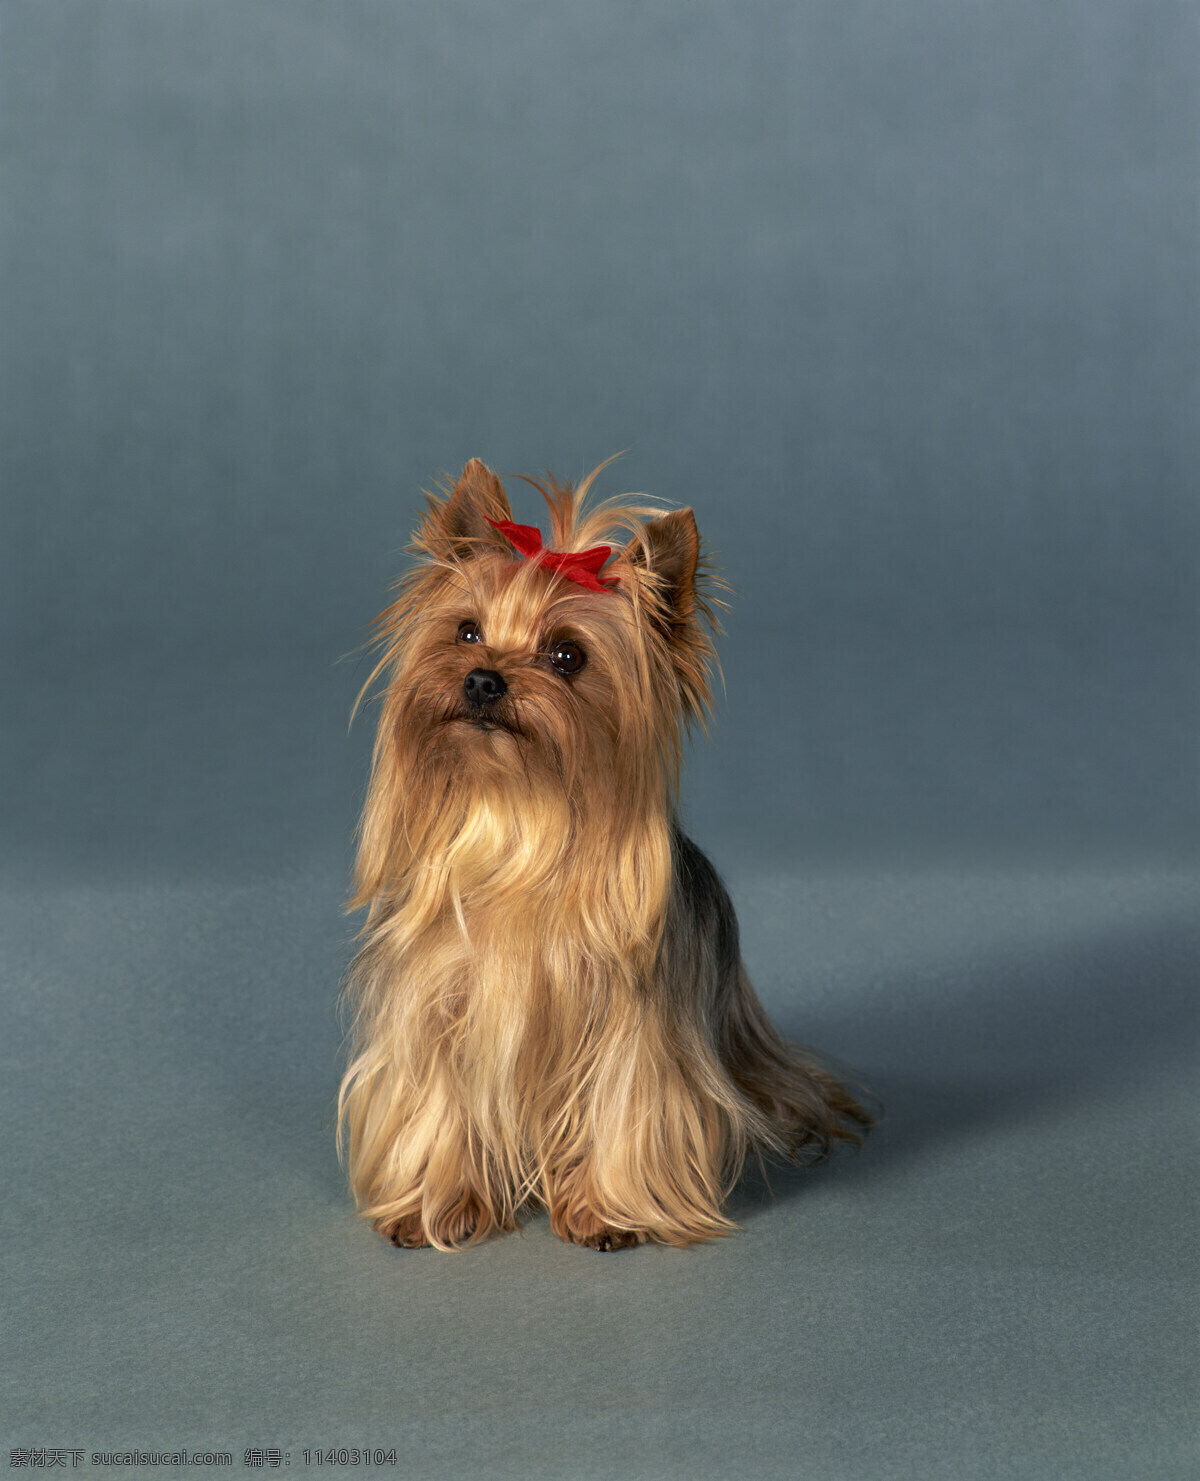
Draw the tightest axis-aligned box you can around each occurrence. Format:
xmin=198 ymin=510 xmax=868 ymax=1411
xmin=339 ymin=459 xmax=869 ymax=1250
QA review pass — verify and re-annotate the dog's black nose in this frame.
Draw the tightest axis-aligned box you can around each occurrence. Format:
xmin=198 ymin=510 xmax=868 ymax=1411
xmin=463 ymin=668 xmax=507 ymax=707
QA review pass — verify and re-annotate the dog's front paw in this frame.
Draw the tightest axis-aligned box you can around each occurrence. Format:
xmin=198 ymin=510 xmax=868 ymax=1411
xmin=427 ymin=1196 xmax=493 ymax=1249
xmin=548 ymin=1189 xmax=646 ymax=1250
xmin=378 ymin=1213 xmax=429 ymax=1249
xmin=577 ymin=1227 xmax=642 ymax=1252
xmin=558 ymin=1216 xmax=644 ymax=1252
xmin=379 ymin=1195 xmax=506 ymax=1250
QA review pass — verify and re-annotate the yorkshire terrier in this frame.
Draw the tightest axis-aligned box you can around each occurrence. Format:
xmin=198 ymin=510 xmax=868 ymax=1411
xmin=339 ymin=459 xmax=869 ymax=1250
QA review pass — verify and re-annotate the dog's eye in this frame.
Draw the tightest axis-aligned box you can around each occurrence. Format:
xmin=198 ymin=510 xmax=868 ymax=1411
xmin=457 ymin=621 xmax=483 ymax=644
xmin=548 ymin=640 xmax=585 ymax=676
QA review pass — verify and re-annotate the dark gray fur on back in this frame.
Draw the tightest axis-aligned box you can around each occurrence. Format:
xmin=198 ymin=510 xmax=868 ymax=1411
xmin=660 ymin=825 xmax=743 ymax=1032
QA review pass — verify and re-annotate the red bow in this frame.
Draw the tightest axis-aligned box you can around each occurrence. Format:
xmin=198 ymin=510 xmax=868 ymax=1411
xmin=487 ymin=520 xmax=620 ymax=593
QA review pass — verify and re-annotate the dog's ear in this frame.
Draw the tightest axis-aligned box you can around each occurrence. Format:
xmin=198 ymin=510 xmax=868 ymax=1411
xmin=626 ymin=509 xmax=700 ymax=632
xmin=428 ymin=459 xmax=513 ymax=558
xmin=625 ymin=508 xmax=714 ymax=724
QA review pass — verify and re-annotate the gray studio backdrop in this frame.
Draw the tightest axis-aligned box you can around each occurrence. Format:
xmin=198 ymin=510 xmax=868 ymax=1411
xmin=6 ymin=0 xmax=1195 ymax=879
xmin=3 ymin=3 xmax=1197 ymax=1479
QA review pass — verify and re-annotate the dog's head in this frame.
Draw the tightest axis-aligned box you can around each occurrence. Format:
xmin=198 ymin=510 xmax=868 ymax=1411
xmin=352 ymin=459 xmax=722 ymax=900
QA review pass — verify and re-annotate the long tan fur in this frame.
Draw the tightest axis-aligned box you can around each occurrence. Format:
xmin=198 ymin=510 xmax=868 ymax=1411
xmin=338 ymin=459 xmax=869 ymax=1250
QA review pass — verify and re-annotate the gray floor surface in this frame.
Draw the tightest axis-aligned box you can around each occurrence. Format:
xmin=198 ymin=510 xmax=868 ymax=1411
xmin=3 ymin=862 xmax=1196 ymax=1480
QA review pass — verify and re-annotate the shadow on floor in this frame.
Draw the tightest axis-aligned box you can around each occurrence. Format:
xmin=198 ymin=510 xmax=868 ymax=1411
xmin=732 ymin=908 xmax=1199 ymax=1218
